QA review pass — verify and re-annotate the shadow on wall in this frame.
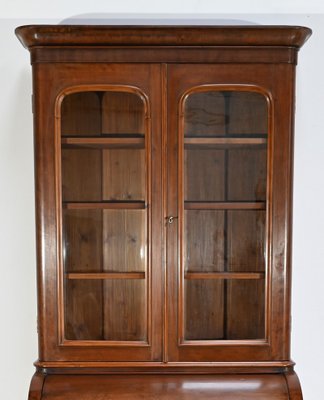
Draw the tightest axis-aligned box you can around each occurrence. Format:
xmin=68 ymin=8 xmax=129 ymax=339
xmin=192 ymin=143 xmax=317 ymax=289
xmin=59 ymin=13 xmax=258 ymax=25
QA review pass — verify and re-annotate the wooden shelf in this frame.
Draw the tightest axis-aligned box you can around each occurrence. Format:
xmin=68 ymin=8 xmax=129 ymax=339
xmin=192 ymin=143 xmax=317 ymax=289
xmin=184 ymin=137 xmax=267 ymax=146
xmin=185 ymin=272 xmax=265 ymax=280
xmin=66 ymin=272 xmax=146 ymax=280
xmin=184 ymin=201 xmax=266 ymax=210
xmin=184 ymin=137 xmax=267 ymax=149
xmin=62 ymin=133 xmax=144 ymax=137
xmin=63 ymin=201 xmax=146 ymax=210
xmin=62 ymin=136 xmax=145 ymax=149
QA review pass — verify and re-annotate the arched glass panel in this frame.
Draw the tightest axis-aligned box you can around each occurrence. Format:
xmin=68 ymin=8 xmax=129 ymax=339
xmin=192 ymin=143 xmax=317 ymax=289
xmin=182 ymin=89 xmax=268 ymax=341
xmin=60 ymin=90 xmax=148 ymax=342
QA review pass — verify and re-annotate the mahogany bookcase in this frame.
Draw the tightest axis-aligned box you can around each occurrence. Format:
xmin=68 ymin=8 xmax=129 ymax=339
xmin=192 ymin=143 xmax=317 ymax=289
xmin=16 ymin=24 xmax=311 ymax=399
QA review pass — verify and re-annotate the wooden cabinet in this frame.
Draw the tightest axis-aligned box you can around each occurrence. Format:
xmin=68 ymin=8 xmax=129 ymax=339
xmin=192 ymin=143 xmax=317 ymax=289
xmin=16 ymin=24 xmax=311 ymax=399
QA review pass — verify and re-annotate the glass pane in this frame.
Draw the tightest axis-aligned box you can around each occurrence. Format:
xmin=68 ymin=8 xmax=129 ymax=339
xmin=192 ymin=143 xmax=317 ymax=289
xmin=184 ymin=92 xmax=226 ymax=136
xmin=227 ymin=210 xmax=265 ymax=272
xmin=183 ymin=90 xmax=268 ymax=341
xmin=102 ymin=210 xmax=146 ymax=273
xmin=101 ymin=92 xmax=145 ymax=136
xmin=185 ymin=210 xmax=265 ymax=273
xmin=65 ymin=279 xmax=146 ymax=341
xmin=227 ymin=92 xmax=268 ymax=136
xmin=185 ymin=280 xmax=224 ymax=340
xmin=61 ymin=91 xmax=145 ymax=137
xmin=185 ymin=149 xmax=225 ymax=201
xmin=63 ymin=209 xmax=146 ymax=273
xmin=184 ymin=279 xmax=265 ymax=340
xmin=103 ymin=280 xmax=146 ymax=341
xmin=184 ymin=91 xmax=267 ymax=137
xmin=185 ymin=146 xmax=266 ymax=202
xmin=60 ymin=90 xmax=148 ymax=342
xmin=227 ymin=147 xmax=267 ymax=201
xmin=63 ymin=209 xmax=103 ymax=273
xmin=65 ymin=279 xmax=103 ymax=340
xmin=61 ymin=92 xmax=101 ymax=137
xmin=185 ymin=210 xmax=225 ymax=273
xmin=62 ymin=148 xmax=145 ymax=202
xmin=226 ymin=279 xmax=265 ymax=339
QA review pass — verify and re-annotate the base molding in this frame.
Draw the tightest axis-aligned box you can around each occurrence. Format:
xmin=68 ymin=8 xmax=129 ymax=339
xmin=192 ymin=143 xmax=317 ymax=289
xmin=29 ymin=371 xmax=303 ymax=399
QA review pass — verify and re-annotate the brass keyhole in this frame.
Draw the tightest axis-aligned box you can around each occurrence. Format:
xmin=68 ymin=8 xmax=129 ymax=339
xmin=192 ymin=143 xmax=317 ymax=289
xmin=167 ymin=216 xmax=178 ymax=224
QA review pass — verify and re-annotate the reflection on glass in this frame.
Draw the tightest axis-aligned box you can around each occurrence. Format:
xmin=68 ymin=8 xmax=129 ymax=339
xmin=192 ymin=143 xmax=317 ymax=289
xmin=184 ymin=91 xmax=267 ymax=137
xmin=184 ymin=92 xmax=226 ymax=136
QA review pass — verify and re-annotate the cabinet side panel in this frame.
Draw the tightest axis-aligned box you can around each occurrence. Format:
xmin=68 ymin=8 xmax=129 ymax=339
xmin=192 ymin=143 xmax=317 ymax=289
xmin=270 ymin=64 xmax=296 ymax=359
xmin=32 ymin=63 xmax=59 ymax=359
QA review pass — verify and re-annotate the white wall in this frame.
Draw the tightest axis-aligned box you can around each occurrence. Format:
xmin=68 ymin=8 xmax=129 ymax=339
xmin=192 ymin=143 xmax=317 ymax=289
xmin=0 ymin=6 xmax=323 ymax=400
xmin=2 ymin=0 xmax=324 ymax=17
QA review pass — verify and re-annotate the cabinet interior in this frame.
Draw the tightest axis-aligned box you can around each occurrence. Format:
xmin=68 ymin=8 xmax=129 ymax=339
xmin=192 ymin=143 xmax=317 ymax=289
xmin=60 ymin=89 xmax=268 ymax=342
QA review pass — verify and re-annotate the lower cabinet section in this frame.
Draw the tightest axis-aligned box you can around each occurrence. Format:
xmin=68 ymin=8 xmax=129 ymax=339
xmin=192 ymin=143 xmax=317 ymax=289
xmin=29 ymin=372 xmax=302 ymax=400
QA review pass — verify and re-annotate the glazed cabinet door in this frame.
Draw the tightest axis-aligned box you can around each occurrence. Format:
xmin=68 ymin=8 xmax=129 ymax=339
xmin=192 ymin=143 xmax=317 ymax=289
xmin=34 ymin=63 xmax=163 ymax=362
xmin=166 ymin=64 xmax=294 ymax=362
